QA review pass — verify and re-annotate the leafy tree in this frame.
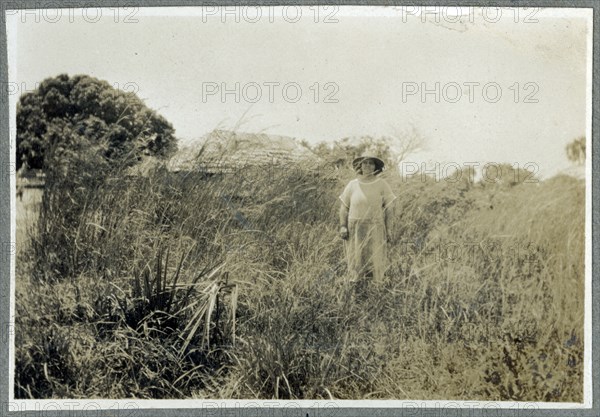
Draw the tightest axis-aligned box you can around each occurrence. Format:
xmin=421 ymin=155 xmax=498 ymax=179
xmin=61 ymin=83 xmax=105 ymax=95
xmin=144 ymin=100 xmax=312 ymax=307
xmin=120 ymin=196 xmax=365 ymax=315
xmin=310 ymin=136 xmax=395 ymax=171
xmin=16 ymin=74 xmax=177 ymax=172
xmin=565 ymin=136 xmax=585 ymax=165
xmin=309 ymin=125 xmax=426 ymax=174
xmin=18 ymin=75 xmax=179 ymax=281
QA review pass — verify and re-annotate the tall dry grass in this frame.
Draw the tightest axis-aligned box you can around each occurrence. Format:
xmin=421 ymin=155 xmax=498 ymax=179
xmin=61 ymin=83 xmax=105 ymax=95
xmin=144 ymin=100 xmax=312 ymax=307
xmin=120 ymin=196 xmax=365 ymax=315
xmin=15 ymin=156 xmax=585 ymax=401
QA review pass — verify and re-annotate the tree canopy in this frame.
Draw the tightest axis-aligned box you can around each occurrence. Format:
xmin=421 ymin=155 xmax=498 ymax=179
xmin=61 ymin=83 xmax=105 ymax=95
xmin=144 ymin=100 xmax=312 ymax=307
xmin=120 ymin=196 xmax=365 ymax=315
xmin=307 ymin=126 xmax=426 ymax=173
xmin=16 ymin=74 xmax=177 ymax=172
xmin=565 ymin=136 xmax=585 ymax=165
xmin=308 ymin=136 xmax=399 ymax=172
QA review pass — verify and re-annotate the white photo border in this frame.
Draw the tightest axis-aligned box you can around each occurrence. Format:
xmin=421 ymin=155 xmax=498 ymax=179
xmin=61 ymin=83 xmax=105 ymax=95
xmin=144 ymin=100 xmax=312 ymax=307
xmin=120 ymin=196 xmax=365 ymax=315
xmin=1 ymin=1 xmax=597 ymax=416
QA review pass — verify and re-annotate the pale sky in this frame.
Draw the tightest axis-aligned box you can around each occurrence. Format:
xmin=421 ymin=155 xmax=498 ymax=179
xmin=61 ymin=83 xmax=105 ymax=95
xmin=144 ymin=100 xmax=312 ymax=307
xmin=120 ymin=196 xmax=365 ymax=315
xmin=8 ymin=6 xmax=592 ymax=178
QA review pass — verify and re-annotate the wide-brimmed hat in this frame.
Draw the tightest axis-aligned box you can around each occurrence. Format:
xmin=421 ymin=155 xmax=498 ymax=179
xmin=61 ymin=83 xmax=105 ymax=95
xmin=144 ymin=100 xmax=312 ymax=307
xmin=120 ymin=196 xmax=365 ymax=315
xmin=352 ymin=155 xmax=385 ymax=173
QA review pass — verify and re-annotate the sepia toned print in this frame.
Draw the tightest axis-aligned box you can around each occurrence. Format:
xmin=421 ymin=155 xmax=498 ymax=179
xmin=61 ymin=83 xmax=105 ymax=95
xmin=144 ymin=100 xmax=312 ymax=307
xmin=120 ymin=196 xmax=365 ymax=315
xmin=6 ymin=4 xmax=592 ymax=408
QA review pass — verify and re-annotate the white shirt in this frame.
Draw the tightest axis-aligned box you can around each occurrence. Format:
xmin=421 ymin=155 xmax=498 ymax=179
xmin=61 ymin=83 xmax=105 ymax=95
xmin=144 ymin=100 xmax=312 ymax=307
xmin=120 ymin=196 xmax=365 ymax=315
xmin=339 ymin=177 xmax=397 ymax=221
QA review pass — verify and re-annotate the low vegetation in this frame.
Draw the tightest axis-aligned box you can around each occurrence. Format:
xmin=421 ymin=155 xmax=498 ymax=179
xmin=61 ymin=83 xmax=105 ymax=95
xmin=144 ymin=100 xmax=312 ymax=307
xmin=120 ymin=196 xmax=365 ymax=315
xmin=15 ymin=153 xmax=585 ymax=401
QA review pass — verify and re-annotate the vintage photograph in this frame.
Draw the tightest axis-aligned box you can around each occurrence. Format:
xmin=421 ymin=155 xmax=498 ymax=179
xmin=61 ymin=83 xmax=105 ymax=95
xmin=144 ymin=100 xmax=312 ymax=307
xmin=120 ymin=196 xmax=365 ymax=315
xmin=6 ymin=4 xmax=593 ymax=407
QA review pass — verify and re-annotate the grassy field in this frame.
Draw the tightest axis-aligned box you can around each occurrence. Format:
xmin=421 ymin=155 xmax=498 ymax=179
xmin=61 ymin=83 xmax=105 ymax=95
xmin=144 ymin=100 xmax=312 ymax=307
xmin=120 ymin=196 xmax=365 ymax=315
xmin=14 ymin=161 xmax=585 ymax=401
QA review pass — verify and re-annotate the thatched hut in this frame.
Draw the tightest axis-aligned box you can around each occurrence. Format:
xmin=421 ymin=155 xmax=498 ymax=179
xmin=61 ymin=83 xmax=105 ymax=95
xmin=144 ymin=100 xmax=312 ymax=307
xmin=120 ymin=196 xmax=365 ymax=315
xmin=167 ymin=129 xmax=318 ymax=176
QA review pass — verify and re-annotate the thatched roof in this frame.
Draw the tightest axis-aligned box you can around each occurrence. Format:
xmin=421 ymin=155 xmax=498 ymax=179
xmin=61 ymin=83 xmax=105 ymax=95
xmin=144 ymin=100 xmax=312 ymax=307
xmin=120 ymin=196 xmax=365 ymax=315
xmin=168 ymin=129 xmax=317 ymax=173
